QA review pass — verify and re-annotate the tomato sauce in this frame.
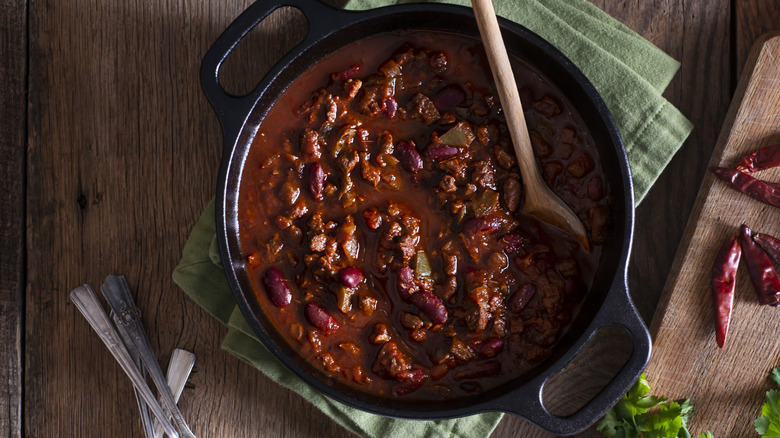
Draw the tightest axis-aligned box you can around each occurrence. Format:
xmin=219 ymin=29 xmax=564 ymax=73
xmin=238 ymin=30 xmax=609 ymax=400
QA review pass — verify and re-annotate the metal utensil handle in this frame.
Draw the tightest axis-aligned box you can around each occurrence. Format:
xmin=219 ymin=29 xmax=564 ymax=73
xmin=199 ymin=0 xmax=347 ymax=139
xmin=112 ymin=311 xmax=154 ymax=437
xmin=501 ymin=282 xmax=651 ymax=435
xmin=153 ymin=349 xmax=196 ymax=438
xmin=69 ymin=285 xmax=179 ymax=438
xmin=100 ymin=275 xmax=197 ymax=438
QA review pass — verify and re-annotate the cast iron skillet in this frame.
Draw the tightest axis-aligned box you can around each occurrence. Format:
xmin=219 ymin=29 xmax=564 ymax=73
xmin=200 ymin=0 xmax=651 ymax=434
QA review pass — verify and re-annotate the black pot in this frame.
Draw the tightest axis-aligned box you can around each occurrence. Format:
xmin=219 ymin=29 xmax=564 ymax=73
xmin=201 ymin=0 xmax=650 ymax=434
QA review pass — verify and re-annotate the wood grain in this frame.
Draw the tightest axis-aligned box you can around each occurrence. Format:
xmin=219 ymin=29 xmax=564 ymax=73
xmin=24 ymin=0 xmax=345 ymax=436
xmin=736 ymin=1 xmax=780 ymax=75
xmin=646 ymin=34 xmax=780 ymax=437
xmin=0 ymin=0 xmax=26 ymax=436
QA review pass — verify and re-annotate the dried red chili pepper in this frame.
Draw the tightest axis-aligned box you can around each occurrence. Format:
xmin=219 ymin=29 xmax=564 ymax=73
xmin=755 ymin=232 xmax=780 ymax=265
xmin=736 ymin=144 xmax=780 ymax=173
xmin=710 ymin=167 xmax=780 ymax=209
xmin=711 ymin=235 xmax=741 ymax=348
xmin=739 ymin=224 xmax=780 ymax=306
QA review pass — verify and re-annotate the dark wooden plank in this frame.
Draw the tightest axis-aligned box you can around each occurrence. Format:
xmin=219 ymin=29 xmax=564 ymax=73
xmin=24 ymin=0 xmax=346 ymax=436
xmin=494 ymin=0 xmax=732 ymax=436
xmin=0 ymin=0 xmax=27 ymax=436
xmin=736 ymin=1 xmax=780 ymax=75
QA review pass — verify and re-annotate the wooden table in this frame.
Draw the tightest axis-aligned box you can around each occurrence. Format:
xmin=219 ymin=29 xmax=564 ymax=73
xmin=2 ymin=1 xmax=779 ymax=436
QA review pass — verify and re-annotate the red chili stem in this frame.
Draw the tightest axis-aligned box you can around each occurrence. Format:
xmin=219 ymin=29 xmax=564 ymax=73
xmin=711 ymin=235 xmax=741 ymax=348
xmin=710 ymin=167 xmax=780 ymax=209
xmin=736 ymin=144 xmax=780 ymax=173
xmin=739 ymin=224 xmax=780 ymax=306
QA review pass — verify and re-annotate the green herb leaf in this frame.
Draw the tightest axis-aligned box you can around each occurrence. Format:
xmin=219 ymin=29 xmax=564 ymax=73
xmin=598 ymin=375 xmax=700 ymax=438
xmin=756 ymin=369 xmax=780 ymax=437
xmin=645 ymin=401 xmax=683 ymax=438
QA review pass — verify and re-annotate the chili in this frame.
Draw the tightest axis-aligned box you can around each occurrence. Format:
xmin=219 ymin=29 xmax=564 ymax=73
xmin=739 ymin=224 xmax=780 ymax=306
xmin=710 ymin=167 xmax=780 ymax=209
xmin=755 ymin=232 xmax=780 ymax=265
xmin=711 ymin=235 xmax=741 ymax=348
xmin=736 ymin=144 xmax=780 ymax=173
xmin=238 ymin=31 xmax=609 ymax=400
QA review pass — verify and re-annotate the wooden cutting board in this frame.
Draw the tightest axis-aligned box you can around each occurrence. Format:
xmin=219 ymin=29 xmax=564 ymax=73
xmin=645 ymin=32 xmax=780 ymax=437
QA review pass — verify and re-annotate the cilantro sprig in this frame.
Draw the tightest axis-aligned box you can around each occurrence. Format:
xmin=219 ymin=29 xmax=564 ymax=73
xmin=755 ymin=368 xmax=780 ymax=437
xmin=597 ymin=374 xmax=711 ymax=438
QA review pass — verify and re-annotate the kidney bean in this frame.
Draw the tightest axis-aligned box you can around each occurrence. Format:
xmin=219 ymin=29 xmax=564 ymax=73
xmin=391 ymin=368 xmax=428 ymax=396
xmin=383 ymin=96 xmax=398 ymax=118
xmin=475 ymin=337 xmax=504 ymax=358
xmin=432 ymin=84 xmax=466 ymax=109
xmin=262 ymin=267 xmax=292 ymax=308
xmin=502 ymin=177 xmax=522 ymax=212
xmin=410 ymin=291 xmax=448 ymax=324
xmin=499 ymin=233 xmax=525 ymax=253
xmin=508 ymin=284 xmax=536 ymax=313
xmin=340 ymin=267 xmax=364 ymax=288
xmin=308 ymin=162 xmax=325 ymax=200
xmin=305 ymin=302 xmax=340 ymax=333
xmin=331 ymin=63 xmax=361 ymax=81
xmin=425 ymin=145 xmax=460 ymax=160
xmin=397 ymin=142 xmax=423 ymax=174
xmin=397 ymin=266 xmax=417 ymax=300
xmin=463 ymin=216 xmax=500 ymax=235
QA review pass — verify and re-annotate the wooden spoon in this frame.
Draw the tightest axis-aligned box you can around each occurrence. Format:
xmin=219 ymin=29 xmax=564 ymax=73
xmin=471 ymin=0 xmax=590 ymax=251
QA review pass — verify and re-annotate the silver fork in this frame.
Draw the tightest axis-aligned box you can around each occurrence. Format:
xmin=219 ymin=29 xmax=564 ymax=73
xmin=69 ymin=285 xmax=179 ymax=438
xmin=100 ymin=275 xmax=197 ymax=438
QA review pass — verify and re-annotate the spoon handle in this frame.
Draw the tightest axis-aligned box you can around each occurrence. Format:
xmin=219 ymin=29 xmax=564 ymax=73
xmin=100 ymin=275 xmax=197 ymax=438
xmin=69 ymin=285 xmax=179 ymax=438
xmin=471 ymin=0 xmax=590 ymax=250
xmin=470 ymin=0 xmax=538 ymax=182
xmin=152 ymin=349 xmax=196 ymax=438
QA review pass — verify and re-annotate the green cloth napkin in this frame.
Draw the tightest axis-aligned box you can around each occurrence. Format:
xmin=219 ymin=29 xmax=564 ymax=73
xmin=174 ymin=1 xmax=693 ymax=436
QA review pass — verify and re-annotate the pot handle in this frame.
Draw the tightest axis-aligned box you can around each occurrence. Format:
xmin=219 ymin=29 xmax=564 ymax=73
xmin=499 ymin=281 xmax=651 ymax=435
xmin=200 ymin=0 xmax=346 ymax=139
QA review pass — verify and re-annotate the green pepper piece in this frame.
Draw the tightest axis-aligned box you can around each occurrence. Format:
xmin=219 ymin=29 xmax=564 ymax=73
xmin=337 ymin=286 xmax=354 ymax=314
xmin=333 ymin=126 xmax=356 ymax=158
xmin=415 ymin=250 xmax=432 ymax=278
xmin=471 ymin=189 xmax=499 ymax=217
